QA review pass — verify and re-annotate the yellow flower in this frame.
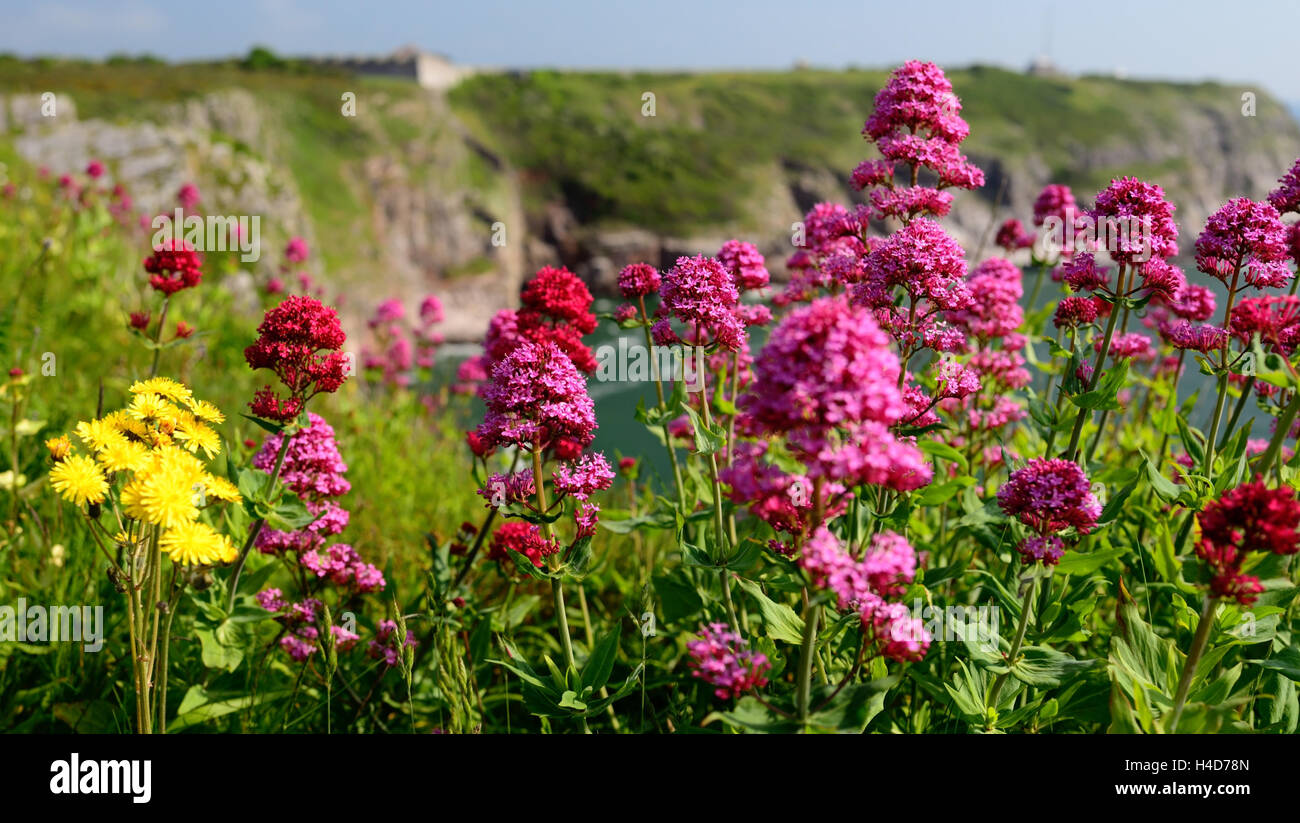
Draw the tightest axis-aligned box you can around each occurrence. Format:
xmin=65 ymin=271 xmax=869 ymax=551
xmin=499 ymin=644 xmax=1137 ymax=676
xmin=74 ymin=419 xmax=127 ymax=452
xmin=200 ymin=474 xmax=242 ymax=504
xmin=160 ymin=520 xmax=232 ymax=566
xmin=102 ymin=409 xmax=149 ymax=439
xmin=49 ymin=454 xmax=109 ymax=506
xmin=173 ymin=415 xmax=221 ymax=459
xmin=129 ymin=377 xmax=193 ymax=404
xmin=127 ymin=392 xmax=172 ymax=423
xmin=120 ymin=450 xmax=204 ymax=529
xmin=184 ymin=398 xmax=225 ymax=424
xmin=45 ymin=435 xmax=72 ymax=461
xmin=97 ymin=439 xmax=151 ymax=473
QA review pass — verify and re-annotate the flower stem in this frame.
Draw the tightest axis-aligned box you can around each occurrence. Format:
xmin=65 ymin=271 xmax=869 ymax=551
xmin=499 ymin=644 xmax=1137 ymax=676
xmin=1257 ymin=390 xmax=1300 ymax=475
xmin=1203 ymin=266 xmax=1243 ymax=476
xmin=1219 ymin=377 xmax=1255 ymax=451
xmin=533 ymin=448 xmax=579 ymax=678
xmin=1065 ymin=281 xmax=1123 ymax=461
xmin=149 ymin=295 xmax=170 ymax=379
xmin=986 ymin=572 xmax=1038 ymax=727
xmin=795 ymin=597 xmax=821 ymax=728
xmin=639 ymin=296 xmax=687 ymax=509
xmin=226 ymin=428 xmax=293 ymax=612
xmin=1169 ymin=595 xmax=1218 ymax=733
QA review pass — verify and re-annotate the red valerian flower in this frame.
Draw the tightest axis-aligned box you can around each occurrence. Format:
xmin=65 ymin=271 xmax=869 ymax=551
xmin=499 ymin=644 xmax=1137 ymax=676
xmin=244 ymin=296 xmax=350 ymax=422
xmin=1195 ymin=198 xmax=1291 ymax=289
xmin=1199 ymin=478 xmax=1300 ymax=557
xmin=144 ymin=239 xmax=203 ymax=295
xmin=520 ymin=265 xmax=597 ymax=334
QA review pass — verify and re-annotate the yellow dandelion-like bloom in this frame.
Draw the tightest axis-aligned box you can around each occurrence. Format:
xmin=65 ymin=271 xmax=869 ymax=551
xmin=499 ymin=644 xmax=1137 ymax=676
xmin=184 ymin=398 xmax=225 ymax=424
xmin=74 ymin=418 xmax=127 ymax=452
xmin=120 ymin=462 xmax=199 ymax=529
xmin=160 ymin=520 xmax=228 ymax=566
xmin=129 ymin=377 xmax=193 ymax=404
xmin=173 ymin=415 xmax=221 ymax=459
xmin=49 ymin=454 xmax=109 ymax=506
xmin=156 ymin=445 xmax=207 ymax=484
xmin=214 ymin=531 xmax=238 ymax=564
xmin=97 ymin=439 xmax=151 ymax=474
xmin=200 ymin=474 xmax=242 ymax=504
xmin=127 ymin=392 xmax=171 ymax=422
xmin=103 ymin=409 xmax=149 ymax=439
xmin=45 ymin=435 xmax=72 ymax=461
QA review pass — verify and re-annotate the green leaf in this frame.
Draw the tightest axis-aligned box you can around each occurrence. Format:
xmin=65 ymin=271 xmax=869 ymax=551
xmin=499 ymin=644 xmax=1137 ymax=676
xmin=599 ymin=509 xmax=674 ymax=534
xmin=1055 ymin=545 xmax=1128 ymax=575
xmin=240 ymin=413 xmax=286 ymax=435
xmin=652 ymin=574 xmax=704 ymax=625
xmin=264 ymin=492 xmax=317 ymax=531
xmin=1255 ymin=647 xmax=1300 ymax=683
xmin=169 ymin=686 xmax=290 ymax=732
xmin=1098 ymin=477 xmax=1139 ymax=525
xmin=564 ymin=535 xmax=593 ymax=578
xmin=1142 ymin=451 xmax=1183 ymax=501
xmin=918 ymin=439 xmax=968 ymax=473
xmin=195 ymin=624 xmax=245 ymax=672
xmin=580 ymin=628 xmax=620 ymax=692
xmin=1068 ymin=361 xmax=1129 ymax=411
xmin=679 ymin=402 xmax=725 ymax=455
xmin=735 ymin=577 xmax=804 ymax=644
xmin=507 ymin=550 xmax=552 ymax=580
xmin=1008 ymin=646 xmax=1098 ymax=687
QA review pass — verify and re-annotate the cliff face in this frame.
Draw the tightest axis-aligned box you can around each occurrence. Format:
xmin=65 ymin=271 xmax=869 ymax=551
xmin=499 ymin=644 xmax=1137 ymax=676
xmin=4 ymin=63 xmax=1299 ymax=341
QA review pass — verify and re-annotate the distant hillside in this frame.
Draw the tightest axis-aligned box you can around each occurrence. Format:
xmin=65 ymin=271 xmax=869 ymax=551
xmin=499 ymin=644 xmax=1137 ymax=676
xmin=3 ymin=57 xmax=1298 ymax=339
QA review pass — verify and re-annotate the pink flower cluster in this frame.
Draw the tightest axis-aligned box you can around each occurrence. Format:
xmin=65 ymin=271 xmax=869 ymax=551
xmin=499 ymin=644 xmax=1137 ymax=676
xmin=1194 ymin=197 xmax=1291 ymax=289
xmin=686 ymin=623 xmax=771 ymax=700
xmin=254 ymin=412 xmax=385 ymax=595
xmin=997 ymin=458 xmax=1102 ymax=564
xmin=1088 ymin=177 xmax=1179 ymax=264
xmin=474 ymin=340 xmax=597 ymax=456
xmin=739 ymin=297 xmax=931 ymax=491
xmin=856 ymin=60 xmax=984 ymax=222
xmin=800 ymin=527 xmax=929 ymax=662
xmin=361 ymin=295 xmax=446 ymax=389
xmin=651 ymin=255 xmax=745 ymax=351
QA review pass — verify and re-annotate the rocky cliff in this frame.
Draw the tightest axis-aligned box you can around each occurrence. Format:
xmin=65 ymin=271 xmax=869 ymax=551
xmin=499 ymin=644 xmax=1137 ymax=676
xmin=3 ymin=60 xmax=1298 ymax=340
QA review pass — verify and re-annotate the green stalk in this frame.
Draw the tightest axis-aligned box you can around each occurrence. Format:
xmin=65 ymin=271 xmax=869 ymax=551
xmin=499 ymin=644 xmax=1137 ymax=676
xmin=1065 ymin=282 xmax=1124 ymax=461
xmin=1219 ymin=378 xmax=1255 ymax=451
xmin=1026 ymin=260 xmax=1049 ymax=316
xmin=795 ymin=599 xmax=821 ymax=727
xmin=1168 ymin=595 xmax=1218 ymax=733
xmin=149 ymin=295 xmax=170 ymax=378
xmin=532 ymin=448 xmax=578 ymax=678
xmin=639 ymin=296 xmax=687 ymax=509
xmin=1257 ymin=390 xmax=1300 ymax=475
xmin=1203 ymin=263 xmax=1244 ymax=476
xmin=986 ymin=573 xmax=1038 ymax=726
xmin=226 ymin=428 xmax=293 ymax=612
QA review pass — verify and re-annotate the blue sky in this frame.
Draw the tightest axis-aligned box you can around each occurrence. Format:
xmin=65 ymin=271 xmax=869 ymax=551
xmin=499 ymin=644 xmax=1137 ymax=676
xmin=3 ymin=0 xmax=1300 ymax=100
